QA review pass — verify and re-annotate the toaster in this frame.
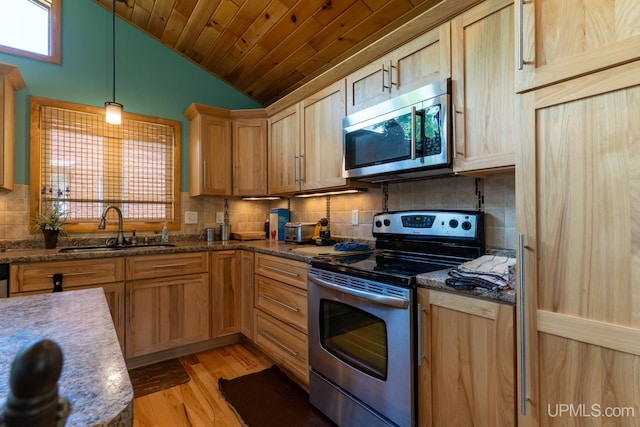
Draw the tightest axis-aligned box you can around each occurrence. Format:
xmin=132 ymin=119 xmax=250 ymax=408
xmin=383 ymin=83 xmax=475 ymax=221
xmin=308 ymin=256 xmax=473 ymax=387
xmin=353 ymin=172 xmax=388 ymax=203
xmin=284 ymin=222 xmax=316 ymax=244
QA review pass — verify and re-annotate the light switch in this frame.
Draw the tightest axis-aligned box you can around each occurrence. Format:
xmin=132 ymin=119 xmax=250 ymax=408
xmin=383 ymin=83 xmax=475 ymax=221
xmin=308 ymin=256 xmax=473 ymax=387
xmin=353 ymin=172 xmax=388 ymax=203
xmin=351 ymin=210 xmax=359 ymax=225
xmin=216 ymin=212 xmax=224 ymax=224
xmin=185 ymin=211 xmax=198 ymax=224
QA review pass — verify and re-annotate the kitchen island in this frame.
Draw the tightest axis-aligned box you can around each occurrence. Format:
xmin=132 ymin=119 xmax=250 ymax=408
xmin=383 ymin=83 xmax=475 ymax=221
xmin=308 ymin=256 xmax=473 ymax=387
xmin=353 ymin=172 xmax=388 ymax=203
xmin=0 ymin=288 xmax=133 ymax=426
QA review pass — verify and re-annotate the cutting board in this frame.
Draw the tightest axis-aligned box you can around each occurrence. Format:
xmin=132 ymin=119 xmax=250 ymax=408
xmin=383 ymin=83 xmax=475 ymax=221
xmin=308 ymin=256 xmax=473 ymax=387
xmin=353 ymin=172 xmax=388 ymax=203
xmin=230 ymin=231 xmax=266 ymax=241
xmin=290 ymin=246 xmax=371 ymax=257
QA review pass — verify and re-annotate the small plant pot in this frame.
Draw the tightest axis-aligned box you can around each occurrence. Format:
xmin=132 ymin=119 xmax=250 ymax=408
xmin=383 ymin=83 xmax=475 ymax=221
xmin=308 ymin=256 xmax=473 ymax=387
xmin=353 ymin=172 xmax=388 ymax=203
xmin=42 ymin=229 xmax=60 ymax=249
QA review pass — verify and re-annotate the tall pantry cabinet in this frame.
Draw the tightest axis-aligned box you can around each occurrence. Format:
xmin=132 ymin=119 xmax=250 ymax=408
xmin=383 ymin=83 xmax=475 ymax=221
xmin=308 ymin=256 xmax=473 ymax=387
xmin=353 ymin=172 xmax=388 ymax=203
xmin=516 ymin=61 xmax=640 ymax=426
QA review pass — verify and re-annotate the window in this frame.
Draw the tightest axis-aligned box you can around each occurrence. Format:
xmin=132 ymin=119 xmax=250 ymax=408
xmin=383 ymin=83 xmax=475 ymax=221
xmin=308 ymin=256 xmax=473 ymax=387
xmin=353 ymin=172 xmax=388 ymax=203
xmin=0 ymin=0 xmax=61 ymax=64
xmin=30 ymin=97 xmax=181 ymax=233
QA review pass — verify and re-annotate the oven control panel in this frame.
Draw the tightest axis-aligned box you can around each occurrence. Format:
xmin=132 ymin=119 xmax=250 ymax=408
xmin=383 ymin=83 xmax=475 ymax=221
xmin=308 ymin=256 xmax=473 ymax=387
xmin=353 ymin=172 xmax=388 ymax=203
xmin=373 ymin=210 xmax=480 ymax=239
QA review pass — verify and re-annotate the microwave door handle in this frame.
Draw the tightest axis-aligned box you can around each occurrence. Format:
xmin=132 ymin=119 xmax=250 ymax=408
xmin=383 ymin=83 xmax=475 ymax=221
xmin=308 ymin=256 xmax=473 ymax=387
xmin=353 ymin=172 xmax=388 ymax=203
xmin=411 ymin=106 xmax=417 ymax=160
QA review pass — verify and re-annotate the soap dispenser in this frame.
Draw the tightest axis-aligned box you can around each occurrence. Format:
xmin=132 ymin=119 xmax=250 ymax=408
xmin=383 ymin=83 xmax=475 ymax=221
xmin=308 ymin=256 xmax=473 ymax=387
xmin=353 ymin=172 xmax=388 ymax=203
xmin=161 ymin=223 xmax=169 ymax=243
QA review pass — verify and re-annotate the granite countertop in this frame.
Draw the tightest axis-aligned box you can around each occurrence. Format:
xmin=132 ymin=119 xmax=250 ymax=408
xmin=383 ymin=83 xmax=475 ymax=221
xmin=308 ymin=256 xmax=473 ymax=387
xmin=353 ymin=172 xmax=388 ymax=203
xmin=417 ymin=269 xmax=516 ymax=305
xmin=0 ymin=288 xmax=133 ymax=426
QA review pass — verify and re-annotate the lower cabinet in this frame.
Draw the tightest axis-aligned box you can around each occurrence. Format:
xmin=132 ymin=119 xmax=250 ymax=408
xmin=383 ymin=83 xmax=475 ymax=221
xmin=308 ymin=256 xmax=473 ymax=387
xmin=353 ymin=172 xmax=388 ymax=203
xmin=211 ymin=250 xmax=241 ymax=337
xmin=240 ymin=251 xmax=255 ymax=340
xmin=254 ymin=253 xmax=309 ymax=384
xmin=418 ymin=288 xmax=515 ymax=427
xmin=125 ymin=252 xmax=210 ymax=359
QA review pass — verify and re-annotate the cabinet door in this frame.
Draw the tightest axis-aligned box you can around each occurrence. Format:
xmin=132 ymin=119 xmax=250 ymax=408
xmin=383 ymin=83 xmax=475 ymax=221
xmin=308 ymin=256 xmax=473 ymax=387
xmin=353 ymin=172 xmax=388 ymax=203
xmin=125 ymin=273 xmax=210 ymax=358
xmin=88 ymin=282 xmax=125 ymax=352
xmin=268 ymin=104 xmax=300 ymax=194
xmin=345 ymin=22 xmax=451 ymax=115
xmin=189 ymin=113 xmax=232 ymax=196
xmin=301 ymin=80 xmax=347 ymax=191
xmin=211 ymin=250 xmax=240 ymax=337
xmin=233 ymin=119 xmax=268 ymax=196
xmin=452 ymin=0 xmax=516 ymax=173
xmin=240 ymin=251 xmax=254 ymax=340
xmin=418 ymin=288 xmax=515 ymax=427
xmin=517 ymin=62 xmax=640 ymax=426
xmin=0 ymin=64 xmax=24 ymax=191
xmin=516 ymin=0 xmax=640 ymax=93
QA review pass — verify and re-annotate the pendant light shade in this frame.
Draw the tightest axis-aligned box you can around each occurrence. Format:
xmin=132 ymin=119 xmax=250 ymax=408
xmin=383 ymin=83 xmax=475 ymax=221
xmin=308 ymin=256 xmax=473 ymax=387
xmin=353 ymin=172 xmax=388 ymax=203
xmin=105 ymin=0 xmax=123 ymax=124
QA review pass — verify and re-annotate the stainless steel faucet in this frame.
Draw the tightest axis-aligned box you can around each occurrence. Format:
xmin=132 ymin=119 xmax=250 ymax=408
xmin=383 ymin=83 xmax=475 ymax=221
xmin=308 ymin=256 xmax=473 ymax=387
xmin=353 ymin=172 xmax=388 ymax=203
xmin=98 ymin=205 xmax=126 ymax=246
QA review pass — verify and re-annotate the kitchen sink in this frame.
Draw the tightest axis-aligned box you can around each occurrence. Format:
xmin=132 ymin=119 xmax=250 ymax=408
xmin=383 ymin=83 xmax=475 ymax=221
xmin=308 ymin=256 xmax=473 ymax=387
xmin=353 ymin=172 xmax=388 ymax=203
xmin=58 ymin=243 xmax=176 ymax=253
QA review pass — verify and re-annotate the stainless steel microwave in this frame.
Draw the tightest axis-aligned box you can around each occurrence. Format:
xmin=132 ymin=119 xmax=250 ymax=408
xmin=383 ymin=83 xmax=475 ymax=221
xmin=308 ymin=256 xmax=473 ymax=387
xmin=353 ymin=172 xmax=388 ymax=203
xmin=342 ymin=78 xmax=452 ymax=182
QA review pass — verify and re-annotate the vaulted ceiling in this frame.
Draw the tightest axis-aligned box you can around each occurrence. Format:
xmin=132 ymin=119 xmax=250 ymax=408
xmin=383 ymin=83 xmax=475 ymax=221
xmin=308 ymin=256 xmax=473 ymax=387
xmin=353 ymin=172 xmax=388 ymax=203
xmin=92 ymin=0 xmax=449 ymax=106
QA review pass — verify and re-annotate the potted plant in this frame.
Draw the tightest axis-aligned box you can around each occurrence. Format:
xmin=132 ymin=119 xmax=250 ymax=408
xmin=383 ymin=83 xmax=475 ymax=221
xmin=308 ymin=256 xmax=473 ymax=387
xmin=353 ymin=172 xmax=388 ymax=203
xmin=33 ymin=204 xmax=67 ymax=249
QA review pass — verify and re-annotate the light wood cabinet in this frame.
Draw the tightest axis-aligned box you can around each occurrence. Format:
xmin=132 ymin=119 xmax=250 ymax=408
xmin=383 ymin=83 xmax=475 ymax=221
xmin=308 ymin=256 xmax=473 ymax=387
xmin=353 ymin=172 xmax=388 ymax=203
xmin=232 ymin=116 xmax=268 ymax=196
xmin=516 ymin=61 xmax=640 ymax=426
xmin=516 ymin=0 xmax=640 ymax=93
xmin=125 ymin=252 xmax=210 ymax=358
xmin=451 ymin=0 xmax=516 ymax=173
xmin=418 ymin=288 xmax=515 ymax=427
xmin=268 ymin=104 xmax=300 ymax=194
xmin=211 ymin=250 xmax=240 ymax=338
xmin=9 ymin=258 xmax=126 ymax=350
xmin=240 ymin=250 xmax=254 ymax=340
xmin=185 ymin=103 xmax=232 ymax=196
xmin=0 ymin=64 xmax=25 ymax=191
xmin=254 ymin=252 xmax=309 ymax=384
xmin=346 ymin=23 xmax=451 ymax=115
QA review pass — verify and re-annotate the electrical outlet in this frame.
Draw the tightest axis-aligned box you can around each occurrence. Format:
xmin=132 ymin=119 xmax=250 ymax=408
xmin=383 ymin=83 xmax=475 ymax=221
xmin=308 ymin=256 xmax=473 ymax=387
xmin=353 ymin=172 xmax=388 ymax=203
xmin=351 ymin=209 xmax=359 ymax=225
xmin=185 ymin=211 xmax=198 ymax=224
xmin=216 ymin=212 xmax=224 ymax=224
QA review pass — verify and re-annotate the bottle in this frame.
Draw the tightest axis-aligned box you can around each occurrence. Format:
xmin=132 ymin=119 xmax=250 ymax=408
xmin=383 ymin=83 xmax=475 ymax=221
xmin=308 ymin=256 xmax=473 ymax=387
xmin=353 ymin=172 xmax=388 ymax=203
xmin=161 ymin=223 xmax=169 ymax=243
xmin=264 ymin=218 xmax=270 ymax=239
xmin=130 ymin=228 xmax=137 ymax=245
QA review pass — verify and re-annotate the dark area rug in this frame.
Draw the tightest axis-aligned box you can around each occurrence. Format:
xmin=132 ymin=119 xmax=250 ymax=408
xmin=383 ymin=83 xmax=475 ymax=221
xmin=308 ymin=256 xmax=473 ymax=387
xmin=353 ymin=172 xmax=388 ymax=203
xmin=128 ymin=358 xmax=190 ymax=398
xmin=218 ymin=365 xmax=336 ymax=427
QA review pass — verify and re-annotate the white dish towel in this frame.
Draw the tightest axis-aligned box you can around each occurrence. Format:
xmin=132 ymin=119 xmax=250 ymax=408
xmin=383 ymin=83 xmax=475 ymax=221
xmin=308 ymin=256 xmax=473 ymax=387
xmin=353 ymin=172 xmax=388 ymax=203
xmin=446 ymin=255 xmax=516 ymax=290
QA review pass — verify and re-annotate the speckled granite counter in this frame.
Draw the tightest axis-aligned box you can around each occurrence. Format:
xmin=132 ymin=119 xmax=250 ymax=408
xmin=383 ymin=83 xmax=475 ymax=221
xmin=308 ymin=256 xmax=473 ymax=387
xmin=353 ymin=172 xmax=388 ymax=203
xmin=0 ymin=288 xmax=133 ymax=426
xmin=417 ymin=268 xmax=516 ymax=305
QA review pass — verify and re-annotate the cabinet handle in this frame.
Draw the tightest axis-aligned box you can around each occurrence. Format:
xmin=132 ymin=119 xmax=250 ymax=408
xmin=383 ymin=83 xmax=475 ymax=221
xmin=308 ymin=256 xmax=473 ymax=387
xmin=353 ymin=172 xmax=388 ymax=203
xmin=203 ymin=160 xmax=208 ymax=190
xmin=46 ymin=271 xmax=96 ymax=278
xmin=151 ymin=263 xmax=189 ymax=269
xmin=129 ymin=288 xmax=134 ymax=331
xmin=260 ymin=292 xmax=300 ymax=313
xmin=519 ymin=234 xmax=527 ymax=415
xmin=381 ymin=63 xmax=388 ymax=92
xmin=417 ymin=303 xmax=422 ymax=367
xmin=389 ymin=60 xmax=398 ymax=90
xmin=294 ymin=155 xmax=299 ymax=183
xmin=259 ymin=329 xmax=299 ymax=357
xmin=516 ymin=0 xmax=524 ymax=70
xmin=259 ymin=263 xmax=300 ymax=277
xmin=117 ymin=292 xmax=121 ymax=328
xmin=299 ymin=154 xmax=305 ymax=183
xmin=246 ymin=259 xmax=252 ymax=290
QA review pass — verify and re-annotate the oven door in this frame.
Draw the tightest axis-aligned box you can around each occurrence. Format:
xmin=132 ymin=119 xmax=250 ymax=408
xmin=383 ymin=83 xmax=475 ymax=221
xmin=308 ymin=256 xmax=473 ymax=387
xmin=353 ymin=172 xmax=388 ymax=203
xmin=308 ymin=268 xmax=415 ymax=427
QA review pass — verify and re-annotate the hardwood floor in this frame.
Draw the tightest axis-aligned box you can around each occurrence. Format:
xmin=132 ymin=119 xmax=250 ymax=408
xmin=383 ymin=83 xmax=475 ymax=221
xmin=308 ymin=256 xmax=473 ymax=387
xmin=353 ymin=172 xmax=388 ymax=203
xmin=132 ymin=343 xmax=274 ymax=427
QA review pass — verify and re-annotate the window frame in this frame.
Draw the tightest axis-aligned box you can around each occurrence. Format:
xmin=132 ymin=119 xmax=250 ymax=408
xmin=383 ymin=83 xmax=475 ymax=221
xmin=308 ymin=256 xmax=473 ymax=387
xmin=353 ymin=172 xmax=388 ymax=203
xmin=0 ymin=0 xmax=61 ymax=64
xmin=29 ymin=96 xmax=182 ymax=234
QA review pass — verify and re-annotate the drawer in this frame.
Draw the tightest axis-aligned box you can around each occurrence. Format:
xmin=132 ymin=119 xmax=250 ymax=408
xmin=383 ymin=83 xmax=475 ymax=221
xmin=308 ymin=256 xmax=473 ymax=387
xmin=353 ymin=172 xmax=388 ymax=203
xmin=255 ymin=274 xmax=307 ymax=333
xmin=255 ymin=253 xmax=307 ymax=290
xmin=10 ymin=258 xmax=125 ymax=294
xmin=255 ymin=310 xmax=309 ymax=384
xmin=126 ymin=252 xmax=208 ymax=280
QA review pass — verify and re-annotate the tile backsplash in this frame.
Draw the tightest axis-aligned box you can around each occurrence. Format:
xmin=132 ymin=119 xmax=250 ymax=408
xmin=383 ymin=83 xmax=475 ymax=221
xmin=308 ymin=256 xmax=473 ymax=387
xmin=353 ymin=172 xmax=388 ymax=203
xmin=1 ymin=172 xmax=515 ymax=250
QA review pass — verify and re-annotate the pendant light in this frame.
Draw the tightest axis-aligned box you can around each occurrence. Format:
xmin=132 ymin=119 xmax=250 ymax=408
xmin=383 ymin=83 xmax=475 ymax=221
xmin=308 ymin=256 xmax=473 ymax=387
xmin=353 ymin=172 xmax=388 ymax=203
xmin=105 ymin=0 xmax=123 ymax=125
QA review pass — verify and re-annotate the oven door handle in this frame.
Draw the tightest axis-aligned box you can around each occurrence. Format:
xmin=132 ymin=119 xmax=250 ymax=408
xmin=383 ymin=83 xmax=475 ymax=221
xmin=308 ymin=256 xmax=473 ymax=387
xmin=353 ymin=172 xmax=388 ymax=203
xmin=309 ymin=275 xmax=409 ymax=309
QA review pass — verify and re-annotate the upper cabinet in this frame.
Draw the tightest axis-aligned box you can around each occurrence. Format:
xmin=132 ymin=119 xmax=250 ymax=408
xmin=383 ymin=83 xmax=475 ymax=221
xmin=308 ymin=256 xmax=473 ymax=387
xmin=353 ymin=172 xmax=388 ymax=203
xmin=268 ymin=80 xmax=349 ymax=195
xmin=0 ymin=64 xmax=25 ymax=191
xmin=451 ymin=0 xmax=516 ymax=173
xmin=231 ymin=111 xmax=268 ymax=196
xmin=185 ymin=103 xmax=232 ymax=197
xmin=516 ymin=0 xmax=640 ymax=93
xmin=345 ymin=22 xmax=451 ymax=115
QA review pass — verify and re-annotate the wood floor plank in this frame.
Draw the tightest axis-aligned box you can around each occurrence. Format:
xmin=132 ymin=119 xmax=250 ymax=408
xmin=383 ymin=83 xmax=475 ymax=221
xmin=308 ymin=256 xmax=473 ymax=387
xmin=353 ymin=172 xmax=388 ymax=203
xmin=132 ymin=342 xmax=273 ymax=427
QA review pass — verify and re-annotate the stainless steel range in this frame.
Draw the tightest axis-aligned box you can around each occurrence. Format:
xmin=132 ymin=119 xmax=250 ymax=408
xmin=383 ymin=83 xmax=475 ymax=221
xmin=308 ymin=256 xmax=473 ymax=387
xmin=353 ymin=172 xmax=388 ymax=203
xmin=308 ymin=210 xmax=484 ymax=427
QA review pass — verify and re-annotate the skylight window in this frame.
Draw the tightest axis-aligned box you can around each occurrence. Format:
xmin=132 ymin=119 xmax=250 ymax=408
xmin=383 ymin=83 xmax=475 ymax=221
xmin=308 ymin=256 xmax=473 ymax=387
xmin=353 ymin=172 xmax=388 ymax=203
xmin=0 ymin=0 xmax=60 ymax=64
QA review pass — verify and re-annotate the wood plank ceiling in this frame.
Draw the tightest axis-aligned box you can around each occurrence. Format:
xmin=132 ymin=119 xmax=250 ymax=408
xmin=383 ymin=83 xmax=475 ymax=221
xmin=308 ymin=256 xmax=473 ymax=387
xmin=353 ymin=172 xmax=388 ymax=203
xmin=93 ymin=0 xmax=444 ymax=106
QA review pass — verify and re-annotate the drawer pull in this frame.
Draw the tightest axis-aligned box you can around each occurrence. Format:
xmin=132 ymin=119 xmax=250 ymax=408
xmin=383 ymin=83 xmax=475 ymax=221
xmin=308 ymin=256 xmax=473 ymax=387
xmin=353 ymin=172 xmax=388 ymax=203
xmin=259 ymin=263 xmax=299 ymax=277
xmin=151 ymin=263 xmax=189 ymax=269
xmin=258 ymin=329 xmax=299 ymax=357
xmin=46 ymin=271 xmax=97 ymax=278
xmin=260 ymin=293 xmax=300 ymax=313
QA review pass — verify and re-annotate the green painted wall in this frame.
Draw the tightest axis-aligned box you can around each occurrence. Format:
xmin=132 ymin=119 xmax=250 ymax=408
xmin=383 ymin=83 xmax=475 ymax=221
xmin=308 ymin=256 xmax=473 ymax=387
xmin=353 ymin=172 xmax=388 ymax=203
xmin=0 ymin=1 xmax=262 ymax=191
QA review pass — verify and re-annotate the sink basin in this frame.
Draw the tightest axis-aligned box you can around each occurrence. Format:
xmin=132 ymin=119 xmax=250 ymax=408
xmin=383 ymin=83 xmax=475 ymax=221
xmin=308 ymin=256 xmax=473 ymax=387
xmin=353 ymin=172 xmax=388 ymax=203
xmin=58 ymin=243 xmax=176 ymax=253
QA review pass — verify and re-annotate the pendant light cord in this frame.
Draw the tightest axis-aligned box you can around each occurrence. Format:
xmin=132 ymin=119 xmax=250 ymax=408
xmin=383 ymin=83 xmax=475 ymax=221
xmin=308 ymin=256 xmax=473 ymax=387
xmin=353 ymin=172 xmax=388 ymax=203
xmin=111 ymin=0 xmax=116 ymax=103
